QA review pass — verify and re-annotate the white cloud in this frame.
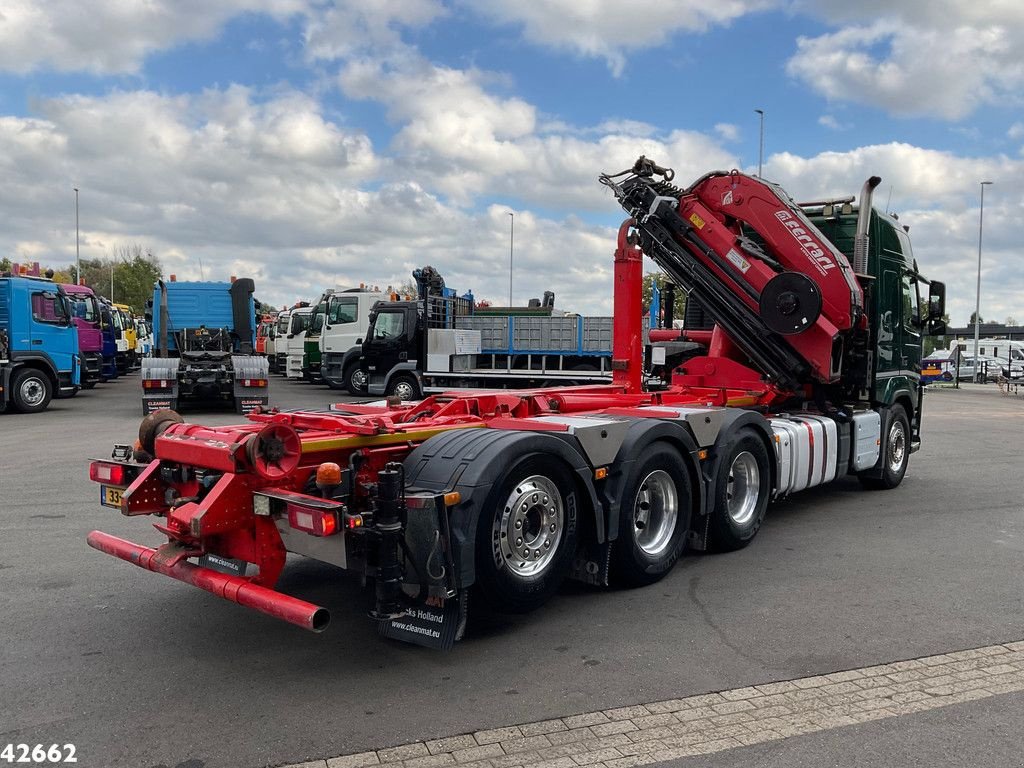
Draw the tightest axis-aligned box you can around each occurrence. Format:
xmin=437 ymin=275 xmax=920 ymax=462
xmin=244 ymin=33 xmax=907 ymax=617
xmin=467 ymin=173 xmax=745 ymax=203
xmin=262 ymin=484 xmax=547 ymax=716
xmin=1009 ymin=123 xmax=1024 ymax=140
xmin=763 ymin=142 xmax=1024 ymax=325
xmin=339 ymin=56 xmax=737 ymax=209
xmin=786 ymin=3 xmax=1024 ymax=120
xmin=0 ymin=0 xmax=306 ymax=74
xmin=460 ymin=0 xmax=772 ymax=75
xmin=818 ymin=115 xmax=846 ymax=131
xmin=302 ymin=0 xmax=446 ymax=61
xmin=714 ymin=123 xmax=740 ymax=142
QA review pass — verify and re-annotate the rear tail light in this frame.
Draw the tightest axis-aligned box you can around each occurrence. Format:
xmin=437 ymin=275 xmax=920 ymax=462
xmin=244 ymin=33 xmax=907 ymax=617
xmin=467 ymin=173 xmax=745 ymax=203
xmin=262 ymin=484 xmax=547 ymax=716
xmin=287 ymin=503 xmax=338 ymax=536
xmin=142 ymin=379 xmax=172 ymax=390
xmin=240 ymin=378 xmax=268 ymax=387
xmin=90 ymin=461 xmax=127 ymax=485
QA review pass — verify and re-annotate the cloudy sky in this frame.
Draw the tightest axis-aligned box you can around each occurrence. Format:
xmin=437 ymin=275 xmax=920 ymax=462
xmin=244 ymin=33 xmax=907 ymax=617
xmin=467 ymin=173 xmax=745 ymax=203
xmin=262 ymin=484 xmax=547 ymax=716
xmin=1 ymin=0 xmax=1021 ymax=325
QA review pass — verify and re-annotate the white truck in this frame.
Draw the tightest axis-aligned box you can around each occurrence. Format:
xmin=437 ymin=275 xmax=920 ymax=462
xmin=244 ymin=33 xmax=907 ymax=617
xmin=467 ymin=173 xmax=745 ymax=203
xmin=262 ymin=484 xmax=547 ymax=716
xmin=284 ymin=306 xmax=312 ymax=379
xmin=317 ymin=287 xmax=387 ymax=394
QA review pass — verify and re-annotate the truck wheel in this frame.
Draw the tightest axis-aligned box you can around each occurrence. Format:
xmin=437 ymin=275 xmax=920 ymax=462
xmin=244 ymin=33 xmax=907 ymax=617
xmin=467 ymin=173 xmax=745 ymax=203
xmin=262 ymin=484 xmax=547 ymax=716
xmin=344 ymin=364 xmax=369 ymax=395
xmin=708 ymin=428 xmax=770 ymax=551
xmin=11 ymin=368 xmax=52 ymax=413
xmin=612 ymin=443 xmax=692 ymax=587
xmin=386 ymin=374 xmax=420 ymax=401
xmin=475 ymin=455 xmax=579 ymax=613
xmin=859 ymin=405 xmax=910 ymax=490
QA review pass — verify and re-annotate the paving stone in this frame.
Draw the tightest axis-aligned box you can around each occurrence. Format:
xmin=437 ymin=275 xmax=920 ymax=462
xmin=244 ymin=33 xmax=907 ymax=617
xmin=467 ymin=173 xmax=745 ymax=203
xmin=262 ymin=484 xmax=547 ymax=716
xmin=546 ymin=728 xmax=595 ymax=746
xmin=571 ymin=748 xmax=623 ymax=765
xmin=327 ymin=752 xmax=381 ymax=768
xmin=753 ymin=681 xmax=799 ymax=695
xmin=452 ymin=745 xmax=505 ymax=763
xmin=590 ymin=721 xmax=637 ymax=737
xmin=502 ymin=736 xmax=553 ymax=755
xmin=404 ymin=754 xmax=456 ymax=768
xmin=427 ymin=737 xmax=478 ymax=755
xmin=378 ymin=744 xmax=430 ymax=764
xmin=603 ymin=706 xmax=650 ymax=721
xmin=630 ymin=713 xmax=675 ymax=730
xmin=475 ymin=728 xmax=523 ymax=745
xmin=564 ymin=713 xmax=610 ymax=729
xmin=719 ymin=686 xmax=761 ymax=701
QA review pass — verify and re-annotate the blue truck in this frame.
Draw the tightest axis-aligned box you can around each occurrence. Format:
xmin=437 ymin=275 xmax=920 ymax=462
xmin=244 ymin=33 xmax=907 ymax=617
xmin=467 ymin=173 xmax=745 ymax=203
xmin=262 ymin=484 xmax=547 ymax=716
xmin=0 ymin=275 xmax=81 ymax=413
xmin=141 ymin=278 xmax=269 ymax=414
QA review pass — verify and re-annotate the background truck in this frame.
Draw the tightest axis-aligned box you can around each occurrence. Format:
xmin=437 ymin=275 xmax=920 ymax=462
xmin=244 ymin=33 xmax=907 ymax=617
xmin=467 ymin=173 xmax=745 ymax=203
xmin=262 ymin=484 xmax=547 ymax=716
xmin=62 ymin=283 xmax=105 ymax=388
xmin=269 ymin=310 xmax=290 ymax=374
xmin=310 ymin=287 xmax=386 ymax=393
xmin=113 ymin=302 xmax=138 ymax=371
xmin=97 ymin=299 xmax=120 ymax=381
xmin=87 ymin=160 xmax=944 ymax=649
xmin=361 ymin=267 xmax=613 ymax=400
xmin=284 ymin=306 xmax=312 ymax=379
xmin=141 ymin=278 xmax=269 ymax=414
xmin=1 ymin=275 xmax=80 ymax=413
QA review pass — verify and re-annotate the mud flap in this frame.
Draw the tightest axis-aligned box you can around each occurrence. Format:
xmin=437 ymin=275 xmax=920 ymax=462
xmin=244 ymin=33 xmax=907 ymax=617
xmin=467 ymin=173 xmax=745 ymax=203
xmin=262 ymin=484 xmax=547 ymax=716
xmin=570 ymin=540 xmax=611 ymax=587
xmin=379 ymin=591 xmax=468 ymax=650
xmin=141 ymin=357 xmax=179 ymax=415
xmin=232 ymin=354 xmax=270 ymax=413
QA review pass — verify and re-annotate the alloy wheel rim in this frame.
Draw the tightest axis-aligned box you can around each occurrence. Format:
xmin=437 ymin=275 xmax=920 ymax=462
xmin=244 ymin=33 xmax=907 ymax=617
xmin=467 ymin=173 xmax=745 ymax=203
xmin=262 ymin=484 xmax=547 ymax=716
xmin=632 ymin=469 xmax=679 ymax=557
xmin=496 ymin=475 xmax=563 ymax=577
xmin=726 ymin=451 xmax=760 ymax=526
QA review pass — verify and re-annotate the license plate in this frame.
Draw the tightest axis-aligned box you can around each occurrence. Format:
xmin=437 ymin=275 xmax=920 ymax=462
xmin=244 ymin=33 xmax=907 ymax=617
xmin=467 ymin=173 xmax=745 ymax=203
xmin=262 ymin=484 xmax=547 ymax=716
xmin=100 ymin=485 xmax=125 ymax=509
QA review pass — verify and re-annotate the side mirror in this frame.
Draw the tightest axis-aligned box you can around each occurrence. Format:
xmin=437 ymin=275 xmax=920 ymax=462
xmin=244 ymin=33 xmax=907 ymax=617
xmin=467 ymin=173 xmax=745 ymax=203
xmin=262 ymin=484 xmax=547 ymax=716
xmin=927 ymin=281 xmax=945 ymax=321
xmin=928 ymin=319 xmax=947 ymax=336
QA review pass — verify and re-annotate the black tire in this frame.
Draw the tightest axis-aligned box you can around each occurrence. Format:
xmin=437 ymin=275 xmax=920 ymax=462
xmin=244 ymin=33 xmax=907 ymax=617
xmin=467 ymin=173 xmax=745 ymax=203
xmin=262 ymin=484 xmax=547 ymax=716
xmin=385 ymin=373 xmax=420 ymax=401
xmin=344 ymin=363 xmax=369 ymax=395
xmin=707 ymin=428 xmax=771 ymax=551
xmin=859 ymin=405 xmax=910 ymax=490
xmin=612 ymin=443 xmax=692 ymax=587
xmin=474 ymin=454 xmax=579 ymax=613
xmin=10 ymin=368 xmax=53 ymax=413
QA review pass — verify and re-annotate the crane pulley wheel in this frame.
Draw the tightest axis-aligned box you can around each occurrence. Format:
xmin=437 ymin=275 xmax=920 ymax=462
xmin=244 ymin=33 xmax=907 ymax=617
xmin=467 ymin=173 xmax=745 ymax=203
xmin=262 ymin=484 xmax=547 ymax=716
xmin=759 ymin=272 xmax=822 ymax=336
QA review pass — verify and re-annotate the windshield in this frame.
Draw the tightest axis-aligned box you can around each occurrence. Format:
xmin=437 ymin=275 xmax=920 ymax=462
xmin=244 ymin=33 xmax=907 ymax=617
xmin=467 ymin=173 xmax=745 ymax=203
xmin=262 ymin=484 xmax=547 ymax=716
xmin=329 ymin=296 xmax=358 ymax=325
xmin=277 ymin=315 xmax=290 ymax=333
xmin=371 ymin=311 xmax=405 ymax=340
xmin=310 ymin=302 xmax=327 ymax=334
xmin=290 ymin=313 xmax=309 ymax=334
xmin=110 ymin=308 xmax=124 ymax=330
xmin=68 ymin=295 xmax=98 ymax=323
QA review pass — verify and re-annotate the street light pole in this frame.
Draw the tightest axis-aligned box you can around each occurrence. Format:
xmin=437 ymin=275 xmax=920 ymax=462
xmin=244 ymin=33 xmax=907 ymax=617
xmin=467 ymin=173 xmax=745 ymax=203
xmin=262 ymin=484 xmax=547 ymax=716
xmin=754 ymin=109 xmax=764 ymax=178
xmin=74 ymin=187 xmax=80 ymax=284
xmin=972 ymin=180 xmax=993 ymax=383
xmin=507 ymin=211 xmax=514 ymax=308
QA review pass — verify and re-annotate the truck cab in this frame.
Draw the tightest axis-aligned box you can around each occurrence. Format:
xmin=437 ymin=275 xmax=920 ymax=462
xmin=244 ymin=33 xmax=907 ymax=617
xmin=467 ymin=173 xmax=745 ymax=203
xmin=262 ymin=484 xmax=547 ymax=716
xmin=114 ymin=303 xmax=137 ymax=370
xmin=361 ymin=301 xmax=422 ymax=399
xmin=318 ymin=288 xmax=386 ymax=393
xmin=302 ymin=297 xmax=329 ymax=383
xmin=284 ymin=306 xmax=312 ymax=379
xmin=62 ymin=284 xmax=104 ymax=388
xmin=0 ymin=275 xmax=80 ymax=413
xmin=271 ymin=311 xmax=290 ymax=374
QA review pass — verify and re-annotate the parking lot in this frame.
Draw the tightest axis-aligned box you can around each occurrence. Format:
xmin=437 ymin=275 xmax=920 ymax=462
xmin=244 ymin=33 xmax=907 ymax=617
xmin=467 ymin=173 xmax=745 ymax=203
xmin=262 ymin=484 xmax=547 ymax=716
xmin=2 ymin=375 xmax=1023 ymax=768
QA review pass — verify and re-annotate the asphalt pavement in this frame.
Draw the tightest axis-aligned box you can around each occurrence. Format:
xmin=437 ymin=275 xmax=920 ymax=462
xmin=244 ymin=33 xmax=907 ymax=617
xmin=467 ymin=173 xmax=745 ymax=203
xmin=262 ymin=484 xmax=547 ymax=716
xmin=1 ymin=375 xmax=1023 ymax=768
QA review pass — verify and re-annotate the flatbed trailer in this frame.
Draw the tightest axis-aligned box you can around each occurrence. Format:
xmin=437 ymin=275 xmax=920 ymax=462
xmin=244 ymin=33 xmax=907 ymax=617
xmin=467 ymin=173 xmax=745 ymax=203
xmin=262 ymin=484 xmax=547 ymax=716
xmin=87 ymin=160 xmax=944 ymax=647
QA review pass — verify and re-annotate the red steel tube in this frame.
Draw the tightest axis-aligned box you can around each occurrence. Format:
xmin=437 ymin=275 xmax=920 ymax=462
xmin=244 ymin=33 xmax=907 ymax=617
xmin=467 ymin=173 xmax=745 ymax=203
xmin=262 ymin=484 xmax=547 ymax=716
xmin=86 ymin=530 xmax=330 ymax=632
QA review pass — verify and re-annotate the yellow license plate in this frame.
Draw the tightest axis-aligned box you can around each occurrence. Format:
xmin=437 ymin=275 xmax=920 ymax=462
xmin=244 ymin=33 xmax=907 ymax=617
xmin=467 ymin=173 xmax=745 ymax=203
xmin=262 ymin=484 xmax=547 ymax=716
xmin=100 ymin=485 xmax=125 ymax=509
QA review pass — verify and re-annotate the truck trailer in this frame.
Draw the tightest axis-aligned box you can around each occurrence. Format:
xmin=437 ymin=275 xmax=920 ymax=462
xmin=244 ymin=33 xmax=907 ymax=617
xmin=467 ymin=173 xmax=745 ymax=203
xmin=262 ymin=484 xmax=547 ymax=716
xmin=140 ymin=278 xmax=269 ymax=414
xmin=362 ymin=267 xmax=613 ymax=400
xmin=87 ymin=161 xmax=944 ymax=648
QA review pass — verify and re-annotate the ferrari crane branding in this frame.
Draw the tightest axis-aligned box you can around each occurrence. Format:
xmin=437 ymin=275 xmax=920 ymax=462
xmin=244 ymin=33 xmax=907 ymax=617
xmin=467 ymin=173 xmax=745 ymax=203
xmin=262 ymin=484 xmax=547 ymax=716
xmin=773 ymin=210 xmax=836 ymax=274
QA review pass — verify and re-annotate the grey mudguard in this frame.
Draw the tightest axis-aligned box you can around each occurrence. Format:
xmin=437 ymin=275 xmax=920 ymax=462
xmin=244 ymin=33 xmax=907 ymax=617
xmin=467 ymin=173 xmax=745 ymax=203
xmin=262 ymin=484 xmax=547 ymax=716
xmin=600 ymin=419 xmax=705 ymax=547
xmin=232 ymin=354 xmax=270 ymax=412
xmin=402 ymin=428 xmax=600 ymax=590
xmin=140 ymin=357 xmax=180 ymax=414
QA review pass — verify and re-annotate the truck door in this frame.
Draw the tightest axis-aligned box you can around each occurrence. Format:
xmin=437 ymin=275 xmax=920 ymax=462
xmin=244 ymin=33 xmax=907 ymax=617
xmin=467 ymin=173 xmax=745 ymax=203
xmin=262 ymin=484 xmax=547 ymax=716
xmin=899 ymin=272 xmax=922 ymax=375
xmin=323 ymin=295 xmax=360 ymax=352
xmin=362 ymin=307 xmax=412 ymax=380
xmin=29 ymin=289 xmax=77 ymax=384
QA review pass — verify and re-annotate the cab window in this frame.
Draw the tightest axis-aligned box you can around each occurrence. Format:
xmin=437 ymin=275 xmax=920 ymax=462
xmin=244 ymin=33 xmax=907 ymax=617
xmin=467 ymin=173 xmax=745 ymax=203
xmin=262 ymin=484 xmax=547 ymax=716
xmin=31 ymin=292 xmax=68 ymax=324
xmin=371 ymin=311 xmax=405 ymax=340
xmin=901 ymin=274 xmax=920 ymax=331
xmin=329 ymin=297 xmax=358 ymax=325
